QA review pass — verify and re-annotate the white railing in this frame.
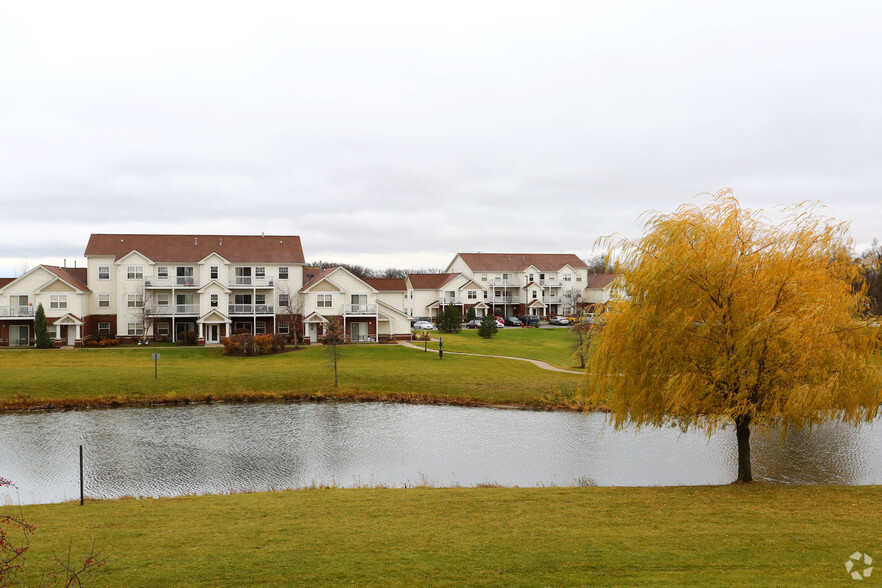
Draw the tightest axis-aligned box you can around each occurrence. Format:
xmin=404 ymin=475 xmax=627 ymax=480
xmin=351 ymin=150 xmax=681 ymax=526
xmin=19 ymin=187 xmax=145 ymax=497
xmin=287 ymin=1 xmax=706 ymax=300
xmin=145 ymin=276 xmax=200 ymax=288
xmin=491 ymin=296 xmax=521 ymax=304
xmin=229 ymin=304 xmax=275 ymax=315
xmin=539 ymin=279 xmax=563 ymax=287
xmin=439 ymin=297 xmax=461 ymax=305
xmin=0 ymin=306 xmax=34 ymax=317
xmin=345 ymin=304 xmax=377 ymax=314
xmin=231 ymin=277 xmax=275 ymax=287
xmin=543 ymin=296 xmax=563 ymax=304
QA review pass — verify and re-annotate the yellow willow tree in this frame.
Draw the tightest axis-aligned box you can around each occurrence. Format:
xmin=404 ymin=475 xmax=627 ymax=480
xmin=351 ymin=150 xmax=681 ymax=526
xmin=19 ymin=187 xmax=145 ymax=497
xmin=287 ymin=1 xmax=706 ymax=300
xmin=586 ymin=190 xmax=882 ymax=483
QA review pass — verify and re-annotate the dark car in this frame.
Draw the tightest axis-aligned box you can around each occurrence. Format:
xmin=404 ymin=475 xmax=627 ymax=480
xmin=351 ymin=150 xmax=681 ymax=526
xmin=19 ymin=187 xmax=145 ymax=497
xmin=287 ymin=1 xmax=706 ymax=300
xmin=465 ymin=319 xmax=483 ymax=329
xmin=504 ymin=316 xmax=523 ymax=326
xmin=519 ymin=315 xmax=539 ymax=326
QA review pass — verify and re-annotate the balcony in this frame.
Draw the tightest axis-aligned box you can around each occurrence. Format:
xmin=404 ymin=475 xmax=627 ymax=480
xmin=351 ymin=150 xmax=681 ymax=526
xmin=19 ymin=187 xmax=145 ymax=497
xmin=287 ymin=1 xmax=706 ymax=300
xmin=147 ymin=304 xmax=199 ymax=316
xmin=145 ymin=276 xmax=200 ymax=288
xmin=0 ymin=306 xmax=35 ymax=318
xmin=538 ymin=279 xmax=563 ymax=287
xmin=229 ymin=304 xmax=275 ymax=315
xmin=345 ymin=303 xmax=377 ymax=315
xmin=230 ymin=277 xmax=275 ymax=288
xmin=490 ymin=296 xmax=521 ymax=304
xmin=543 ymin=296 xmax=564 ymax=304
xmin=439 ymin=297 xmax=462 ymax=305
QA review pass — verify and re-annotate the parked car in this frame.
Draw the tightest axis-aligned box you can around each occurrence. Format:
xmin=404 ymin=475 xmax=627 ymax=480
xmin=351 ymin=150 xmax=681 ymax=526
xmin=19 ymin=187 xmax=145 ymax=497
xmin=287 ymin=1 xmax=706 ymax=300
xmin=465 ymin=319 xmax=483 ymax=329
xmin=518 ymin=315 xmax=539 ymax=326
xmin=495 ymin=319 xmax=505 ymax=328
xmin=410 ymin=316 xmax=430 ymax=327
xmin=549 ymin=316 xmax=570 ymax=326
xmin=412 ymin=320 xmax=436 ymax=330
xmin=504 ymin=316 xmax=523 ymax=326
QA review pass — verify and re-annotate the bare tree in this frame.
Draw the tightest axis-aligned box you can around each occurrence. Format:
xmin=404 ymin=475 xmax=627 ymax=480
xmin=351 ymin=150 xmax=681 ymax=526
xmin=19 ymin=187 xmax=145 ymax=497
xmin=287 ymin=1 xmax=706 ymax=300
xmin=324 ymin=316 xmax=345 ymax=386
xmin=562 ymin=286 xmax=583 ymax=316
xmin=277 ymin=284 xmax=304 ymax=347
xmin=129 ymin=283 xmax=157 ymax=343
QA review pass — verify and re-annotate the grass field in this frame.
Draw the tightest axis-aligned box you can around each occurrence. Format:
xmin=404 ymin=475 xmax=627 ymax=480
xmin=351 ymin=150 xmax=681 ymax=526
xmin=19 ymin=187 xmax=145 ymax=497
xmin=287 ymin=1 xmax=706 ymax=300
xmin=5 ymin=485 xmax=879 ymax=586
xmin=0 ymin=329 xmax=590 ymax=412
xmin=421 ymin=326 xmax=582 ymax=369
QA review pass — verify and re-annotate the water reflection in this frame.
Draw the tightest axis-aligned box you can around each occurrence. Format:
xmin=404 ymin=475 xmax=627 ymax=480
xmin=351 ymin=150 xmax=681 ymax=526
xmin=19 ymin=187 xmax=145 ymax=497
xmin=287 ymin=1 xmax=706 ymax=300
xmin=0 ymin=402 xmax=879 ymax=505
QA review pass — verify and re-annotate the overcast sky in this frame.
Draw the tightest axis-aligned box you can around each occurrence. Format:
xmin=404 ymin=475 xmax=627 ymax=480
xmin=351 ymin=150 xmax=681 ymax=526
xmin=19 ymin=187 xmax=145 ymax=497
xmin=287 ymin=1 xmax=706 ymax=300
xmin=1 ymin=1 xmax=880 ymax=276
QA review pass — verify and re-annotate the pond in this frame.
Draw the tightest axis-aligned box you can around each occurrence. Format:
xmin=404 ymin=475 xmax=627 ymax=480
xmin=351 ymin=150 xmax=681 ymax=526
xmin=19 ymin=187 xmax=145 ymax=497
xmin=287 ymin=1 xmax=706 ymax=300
xmin=1 ymin=402 xmax=880 ymax=505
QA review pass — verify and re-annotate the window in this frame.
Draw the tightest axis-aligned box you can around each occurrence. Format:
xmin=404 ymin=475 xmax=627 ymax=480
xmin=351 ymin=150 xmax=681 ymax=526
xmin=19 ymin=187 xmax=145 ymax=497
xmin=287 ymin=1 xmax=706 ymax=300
xmin=127 ymin=294 xmax=143 ymax=308
xmin=47 ymin=325 xmax=57 ymax=339
xmin=127 ymin=322 xmax=144 ymax=336
xmin=210 ymin=294 xmax=218 ymax=308
xmin=529 ymin=273 xmax=534 ymax=282
xmin=279 ymin=293 xmax=290 ymax=307
xmin=467 ymin=290 xmax=477 ymax=300
xmin=256 ymin=294 xmax=266 ymax=305
xmin=278 ymin=321 xmax=289 ymax=334
xmin=279 ymin=266 xmax=289 ymax=280
xmin=98 ymin=322 xmax=110 ymax=334
xmin=157 ymin=266 xmax=169 ymax=279
xmin=157 ymin=323 xmax=169 ymax=336
xmin=563 ymin=273 xmax=572 ymax=282
xmin=234 ymin=294 xmax=252 ymax=305
xmin=235 ymin=267 xmax=251 ymax=285
xmin=127 ymin=265 xmax=143 ymax=280
xmin=256 ymin=321 xmax=267 ymax=334
xmin=255 ymin=267 xmax=266 ymax=280
xmin=577 ymin=275 xmax=583 ymax=282
xmin=10 ymin=295 xmax=28 ymax=307
xmin=50 ymin=295 xmax=68 ymax=309
xmin=502 ymin=273 xmax=511 ymax=281
xmin=177 ymin=266 xmax=194 ymax=286
xmin=483 ymin=291 xmax=488 ymax=299
xmin=445 ymin=290 xmax=455 ymax=299
xmin=210 ymin=266 xmax=218 ymax=280
xmin=157 ymin=294 xmax=169 ymax=306
xmin=316 ymin=294 xmax=332 ymax=308
xmin=532 ymin=290 xmax=538 ymax=299
xmin=481 ymin=274 xmax=487 ymax=282
xmin=234 ymin=321 xmax=251 ymax=332
xmin=98 ymin=294 xmax=110 ymax=308
xmin=98 ymin=266 xmax=109 ymax=280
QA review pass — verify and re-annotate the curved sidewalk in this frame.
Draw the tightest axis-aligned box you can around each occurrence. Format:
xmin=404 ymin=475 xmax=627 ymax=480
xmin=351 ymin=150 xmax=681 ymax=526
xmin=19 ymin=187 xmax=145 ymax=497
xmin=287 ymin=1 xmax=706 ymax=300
xmin=397 ymin=340 xmax=583 ymax=375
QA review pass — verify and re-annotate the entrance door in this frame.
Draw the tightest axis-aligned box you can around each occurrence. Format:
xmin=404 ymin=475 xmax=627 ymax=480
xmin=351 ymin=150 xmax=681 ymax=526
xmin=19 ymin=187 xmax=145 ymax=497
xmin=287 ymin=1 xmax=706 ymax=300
xmin=10 ymin=325 xmax=29 ymax=347
xmin=67 ymin=326 xmax=76 ymax=346
xmin=207 ymin=324 xmax=220 ymax=343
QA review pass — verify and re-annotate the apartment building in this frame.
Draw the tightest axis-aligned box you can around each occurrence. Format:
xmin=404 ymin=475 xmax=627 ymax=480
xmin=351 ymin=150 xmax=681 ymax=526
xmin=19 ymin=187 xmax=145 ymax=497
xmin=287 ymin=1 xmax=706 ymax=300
xmin=83 ymin=234 xmax=305 ymax=344
xmin=444 ymin=253 xmax=592 ymax=318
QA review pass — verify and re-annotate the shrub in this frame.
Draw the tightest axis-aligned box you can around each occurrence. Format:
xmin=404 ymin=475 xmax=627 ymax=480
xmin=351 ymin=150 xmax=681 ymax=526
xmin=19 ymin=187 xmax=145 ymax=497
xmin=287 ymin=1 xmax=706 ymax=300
xmin=221 ymin=333 xmax=285 ymax=356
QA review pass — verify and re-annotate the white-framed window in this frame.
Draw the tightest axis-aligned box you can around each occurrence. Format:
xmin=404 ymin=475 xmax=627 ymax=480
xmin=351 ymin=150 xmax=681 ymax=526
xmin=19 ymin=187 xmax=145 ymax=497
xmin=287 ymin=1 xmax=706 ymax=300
xmin=577 ymin=275 xmax=583 ymax=282
xmin=481 ymin=274 xmax=487 ymax=282
xmin=256 ymin=321 xmax=267 ymax=334
xmin=47 ymin=325 xmax=57 ymax=339
xmin=278 ymin=321 xmax=289 ymax=334
xmin=502 ymin=273 xmax=511 ymax=281
xmin=316 ymin=294 xmax=332 ymax=308
xmin=210 ymin=266 xmax=218 ymax=279
xmin=98 ymin=266 xmax=110 ymax=280
xmin=98 ymin=322 xmax=110 ymax=334
xmin=177 ymin=266 xmax=195 ymax=286
xmin=127 ymin=293 xmax=143 ymax=308
xmin=157 ymin=266 xmax=169 ymax=279
xmin=279 ymin=266 xmax=289 ymax=280
xmin=157 ymin=323 xmax=170 ymax=336
xmin=483 ymin=291 xmax=488 ymax=299
xmin=50 ymin=295 xmax=68 ymax=309
xmin=234 ymin=321 xmax=251 ymax=332
xmin=445 ymin=290 xmax=455 ymax=299
xmin=10 ymin=295 xmax=28 ymax=307
xmin=467 ymin=290 xmax=477 ymax=300
xmin=98 ymin=294 xmax=110 ymax=308
xmin=256 ymin=294 xmax=266 ymax=305
xmin=279 ymin=293 xmax=290 ymax=307
xmin=563 ymin=273 xmax=571 ymax=282
xmin=157 ymin=294 xmax=169 ymax=306
xmin=127 ymin=265 xmax=143 ymax=280
xmin=529 ymin=273 xmax=534 ymax=282
xmin=210 ymin=294 xmax=218 ymax=307
xmin=127 ymin=322 xmax=144 ymax=336
xmin=255 ymin=267 xmax=266 ymax=280
xmin=532 ymin=290 xmax=538 ymax=299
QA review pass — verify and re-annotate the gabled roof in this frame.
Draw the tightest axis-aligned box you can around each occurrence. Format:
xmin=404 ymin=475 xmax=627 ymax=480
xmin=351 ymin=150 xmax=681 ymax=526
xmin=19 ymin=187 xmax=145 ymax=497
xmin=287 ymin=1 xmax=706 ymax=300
xmin=0 ymin=265 xmax=90 ymax=294
xmin=453 ymin=253 xmax=588 ymax=272
xmin=585 ymin=273 xmax=617 ymax=289
xmin=0 ymin=278 xmax=14 ymax=288
xmin=364 ymin=277 xmax=407 ymax=291
xmin=84 ymin=234 xmax=305 ymax=264
xmin=407 ymin=273 xmax=460 ymax=289
xmin=300 ymin=266 xmax=376 ymax=293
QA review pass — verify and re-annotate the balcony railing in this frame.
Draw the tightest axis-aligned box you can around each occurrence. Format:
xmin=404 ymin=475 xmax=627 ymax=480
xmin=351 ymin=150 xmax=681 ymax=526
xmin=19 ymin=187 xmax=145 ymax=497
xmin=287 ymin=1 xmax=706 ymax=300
xmin=229 ymin=304 xmax=275 ymax=315
xmin=146 ymin=304 xmax=199 ymax=316
xmin=538 ymin=279 xmax=563 ymax=287
xmin=439 ymin=297 xmax=462 ymax=305
xmin=145 ymin=276 xmax=200 ymax=288
xmin=0 ymin=306 xmax=35 ymax=317
xmin=490 ymin=296 xmax=521 ymax=304
xmin=230 ymin=277 xmax=275 ymax=288
xmin=543 ymin=296 xmax=563 ymax=304
xmin=345 ymin=303 xmax=377 ymax=315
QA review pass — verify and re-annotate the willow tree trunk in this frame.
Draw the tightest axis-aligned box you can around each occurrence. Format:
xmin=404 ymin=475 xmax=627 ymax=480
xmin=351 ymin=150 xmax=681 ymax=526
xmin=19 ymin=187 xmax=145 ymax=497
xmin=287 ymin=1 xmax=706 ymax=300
xmin=735 ymin=414 xmax=753 ymax=482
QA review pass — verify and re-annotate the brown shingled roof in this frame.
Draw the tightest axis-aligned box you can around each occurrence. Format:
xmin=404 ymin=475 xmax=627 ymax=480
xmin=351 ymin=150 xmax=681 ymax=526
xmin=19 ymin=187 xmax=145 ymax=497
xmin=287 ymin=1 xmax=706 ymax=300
xmin=585 ymin=273 xmax=617 ymax=288
xmin=43 ymin=266 xmax=90 ymax=292
xmin=364 ymin=277 xmax=407 ymax=291
xmin=454 ymin=253 xmax=587 ymax=272
xmin=0 ymin=278 xmax=13 ymax=288
xmin=407 ymin=273 xmax=460 ymax=289
xmin=84 ymin=234 xmax=305 ymax=264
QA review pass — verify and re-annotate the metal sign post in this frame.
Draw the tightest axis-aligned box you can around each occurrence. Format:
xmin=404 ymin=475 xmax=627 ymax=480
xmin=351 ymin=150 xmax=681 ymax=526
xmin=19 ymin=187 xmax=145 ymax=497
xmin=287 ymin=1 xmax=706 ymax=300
xmin=152 ymin=352 xmax=160 ymax=379
xmin=439 ymin=336 xmax=443 ymax=359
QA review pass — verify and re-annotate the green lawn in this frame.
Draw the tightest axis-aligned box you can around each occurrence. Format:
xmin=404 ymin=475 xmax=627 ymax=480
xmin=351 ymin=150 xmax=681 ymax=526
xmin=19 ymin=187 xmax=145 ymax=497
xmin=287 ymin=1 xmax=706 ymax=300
xmin=6 ymin=485 xmax=879 ymax=586
xmin=0 ymin=340 xmax=589 ymax=411
xmin=423 ymin=326 xmax=583 ymax=369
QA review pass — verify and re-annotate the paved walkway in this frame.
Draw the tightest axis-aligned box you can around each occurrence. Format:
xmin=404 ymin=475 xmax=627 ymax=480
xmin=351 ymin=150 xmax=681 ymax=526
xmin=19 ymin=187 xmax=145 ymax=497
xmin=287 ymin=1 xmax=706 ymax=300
xmin=397 ymin=340 xmax=583 ymax=375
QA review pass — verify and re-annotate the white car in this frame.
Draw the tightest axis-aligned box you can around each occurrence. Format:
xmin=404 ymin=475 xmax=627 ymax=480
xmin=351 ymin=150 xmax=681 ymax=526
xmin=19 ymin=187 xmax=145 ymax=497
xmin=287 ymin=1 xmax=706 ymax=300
xmin=412 ymin=320 xmax=436 ymax=330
